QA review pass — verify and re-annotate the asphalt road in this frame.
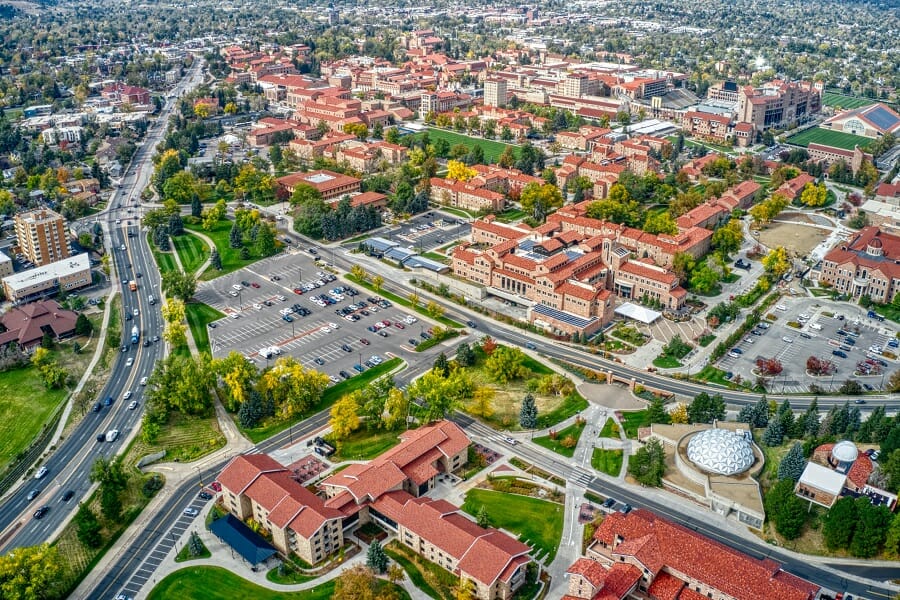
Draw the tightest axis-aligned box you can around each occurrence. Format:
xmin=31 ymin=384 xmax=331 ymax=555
xmin=0 ymin=61 xmax=204 ymax=552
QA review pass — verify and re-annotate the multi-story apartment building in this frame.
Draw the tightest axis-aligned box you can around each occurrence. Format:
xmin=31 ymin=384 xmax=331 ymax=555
xmin=737 ymin=80 xmax=822 ymax=131
xmin=819 ymin=226 xmax=900 ymax=303
xmin=562 ymin=509 xmax=819 ymax=600
xmin=218 ymin=421 xmax=532 ymax=600
xmin=484 ymin=78 xmax=508 ymax=108
xmin=15 ymin=208 xmax=70 ymax=266
xmin=681 ymin=110 xmax=733 ymax=144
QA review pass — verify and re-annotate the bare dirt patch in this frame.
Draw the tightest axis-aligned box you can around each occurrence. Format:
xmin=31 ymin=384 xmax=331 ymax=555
xmin=757 ymin=221 xmax=829 ymax=258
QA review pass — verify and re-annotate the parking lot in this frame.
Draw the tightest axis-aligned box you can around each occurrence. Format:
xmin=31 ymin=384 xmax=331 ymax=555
xmin=371 ymin=210 xmax=471 ymax=254
xmin=195 ymin=252 xmax=445 ymax=381
xmin=715 ymin=297 xmax=898 ymax=392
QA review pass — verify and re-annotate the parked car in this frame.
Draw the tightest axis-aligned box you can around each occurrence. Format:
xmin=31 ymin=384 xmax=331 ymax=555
xmin=183 ymin=507 xmax=199 ymax=517
xmin=832 ymin=350 xmax=848 ymax=358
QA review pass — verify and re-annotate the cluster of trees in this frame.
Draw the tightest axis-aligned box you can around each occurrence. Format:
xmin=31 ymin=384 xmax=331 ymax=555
xmin=629 ymin=438 xmax=666 ymax=487
xmin=292 ymin=185 xmax=382 ymax=241
xmin=0 ymin=543 xmax=65 ymax=600
xmin=822 ymin=496 xmax=896 ymax=558
xmin=230 ymin=206 xmax=278 ymax=258
xmin=806 ymin=356 xmax=836 ymax=376
xmin=749 ymin=193 xmax=788 ymax=228
xmin=798 ymin=182 xmax=829 ymax=207
xmin=31 ymin=347 xmax=69 ymax=389
xmin=755 ymin=357 xmax=784 ymax=377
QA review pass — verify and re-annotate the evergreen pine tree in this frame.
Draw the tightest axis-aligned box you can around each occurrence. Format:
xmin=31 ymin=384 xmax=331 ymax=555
xmin=519 ymin=393 xmax=538 ymax=429
xmin=752 ymin=395 xmax=769 ymax=428
xmin=805 ymin=397 xmax=821 ymax=438
xmin=189 ymin=531 xmax=205 ymax=557
xmin=366 ymin=539 xmax=388 ymax=574
xmin=476 ymin=505 xmax=490 ymax=528
xmin=647 ymin=396 xmax=670 ymax=425
xmin=762 ymin=419 xmax=784 ymax=447
xmin=778 ymin=399 xmax=795 ymax=437
xmin=191 ymin=195 xmax=202 ymax=218
xmin=777 ymin=442 xmax=806 ymax=481
xmin=433 ymin=352 xmax=449 ymax=377
xmin=229 ymin=222 xmax=243 ymax=249
xmin=209 ymin=248 xmax=222 ymax=270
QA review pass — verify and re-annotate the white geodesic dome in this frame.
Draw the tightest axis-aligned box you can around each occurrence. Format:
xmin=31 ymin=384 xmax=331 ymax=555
xmin=686 ymin=428 xmax=755 ymax=476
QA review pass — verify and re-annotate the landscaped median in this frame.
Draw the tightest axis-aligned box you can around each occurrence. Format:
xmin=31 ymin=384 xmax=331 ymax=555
xmin=239 ymin=357 xmax=405 ymax=443
xmin=185 ymin=301 xmax=225 ymax=355
xmin=532 ymin=418 xmax=586 ymax=458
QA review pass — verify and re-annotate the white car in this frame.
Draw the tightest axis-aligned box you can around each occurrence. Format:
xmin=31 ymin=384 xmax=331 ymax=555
xmin=126 ymin=357 xmax=134 ymax=367
xmin=276 ymin=295 xmax=286 ymax=301
xmin=328 ymin=322 xmax=339 ymax=329
xmin=228 ymin=290 xmax=239 ymax=297
xmin=140 ymin=376 xmax=148 ymax=386
xmin=321 ymin=327 xmax=331 ymax=334
xmin=798 ymin=313 xmax=810 ymax=321
xmin=183 ymin=507 xmax=199 ymax=517
xmin=775 ymin=305 xmax=787 ymax=311
xmin=128 ymin=401 xmax=138 ymax=410
xmin=232 ymin=284 xmax=242 ymax=291
xmin=229 ymin=313 xmax=240 ymax=319
xmin=123 ymin=390 xmax=132 ymax=400
xmin=782 ymin=336 xmax=793 ymax=343
xmin=253 ymin=303 xmax=262 ymax=310
xmin=34 ymin=467 xmax=48 ymax=479
xmin=405 ymin=316 xmax=417 ymax=324
xmin=810 ymin=323 xmax=822 ymax=330
xmin=133 ymin=308 xmax=139 ymax=317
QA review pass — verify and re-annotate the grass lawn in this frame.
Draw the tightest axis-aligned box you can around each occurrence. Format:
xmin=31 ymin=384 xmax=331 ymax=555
xmin=185 ymin=220 xmax=271 ymax=281
xmin=533 ymin=421 xmax=586 ymax=458
xmin=147 ymin=567 xmax=407 ymax=600
xmin=652 ymin=354 xmax=683 ymax=369
xmin=698 ymin=333 xmax=716 ymax=347
xmin=619 ymin=410 xmax=651 ymax=439
xmin=0 ymin=364 xmax=69 ymax=473
xmin=591 ymin=448 xmax=624 ymax=477
xmin=385 ymin=541 xmax=456 ymax=600
xmin=786 ymin=127 xmax=872 ymax=151
xmin=821 ymin=92 xmax=876 ymax=109
xmin=185 ymin=302 xmax=225 ymax=355
xmin=330 ymin=429 xmax=400 ymax=461
xmin=148 ymin=232 xmax=177 ymax=274
xmin=598 ymin=418 xmax=619 ymax=439
xmin=172 ymin=232 xmax=210 ymax=274
xmin=495 ymin=208 xmax=527 ymax=223
xmin=695 ymin=365 xmax=739 ymax=387
xmin=175 ymin=538 xmax=211 ymax=563
xmin=241 ymin=357 xmax=403 ymax=443
xmin=462 ymin=489 xmax=564 ymax=562
xmin=130 ymin=411 xmax=225 ymax=463
xmin=345 ymin=274 xmax=463 ymax=328
xmin=420 ymin=251 xmax=449 ymax=263
xmin=266 ymin=567 xmax=316 ymax=585
xmin=873 ymin=304 xmax=900 ymax=325
xmin=422 ymin=128 xmax=518 ymax=164
xmin=466 ymin=346 xmax=586 ymax=430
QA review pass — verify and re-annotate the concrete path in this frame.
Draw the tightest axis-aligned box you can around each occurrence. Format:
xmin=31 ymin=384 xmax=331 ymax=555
xmin=184 ymin=229 xmax=217 ymax=278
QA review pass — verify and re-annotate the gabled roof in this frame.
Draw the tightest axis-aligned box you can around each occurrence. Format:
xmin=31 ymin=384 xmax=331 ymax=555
xmin=592 ymin=510 xmax=819 ymax=600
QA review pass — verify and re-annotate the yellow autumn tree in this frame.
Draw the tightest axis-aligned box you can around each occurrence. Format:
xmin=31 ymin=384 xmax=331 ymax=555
xmin=446 ymin=159 xmax=477 ymax=182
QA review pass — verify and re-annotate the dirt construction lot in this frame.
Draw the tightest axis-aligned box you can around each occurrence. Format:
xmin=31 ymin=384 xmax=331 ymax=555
xmin=756 ymin=222 xmax=829 ymax=258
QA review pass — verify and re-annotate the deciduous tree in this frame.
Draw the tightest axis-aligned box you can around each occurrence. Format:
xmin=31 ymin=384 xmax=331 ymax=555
xmin=330 ymin=392 xmax=361 ymax=440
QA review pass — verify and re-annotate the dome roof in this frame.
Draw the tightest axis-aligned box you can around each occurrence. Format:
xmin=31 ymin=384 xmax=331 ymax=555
xmin=832 ymin=440 xmax=858 ymax=463
xmin=686 ymin=429 xmax=755 ymax=476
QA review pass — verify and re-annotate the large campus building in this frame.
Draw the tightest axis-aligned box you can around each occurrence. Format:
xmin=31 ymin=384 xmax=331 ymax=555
xmin=563 ymin=509 xmax=820 ymax=600
xmin=818 ymin=226 xmax=900 ymax=303
xmin=736 ymin=80 xmax=822 ymax=132
xmin=1 ymin=252 xmax=92 ymax=302
xmin=451 ymin=201 xmax=714 ymax=335
xmin=218 ymin=421 xmax=532 ymax=600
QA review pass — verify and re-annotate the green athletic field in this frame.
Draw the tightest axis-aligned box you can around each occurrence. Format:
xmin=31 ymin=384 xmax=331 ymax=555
xmin=421 ymin=128 xmax=518 ymax=163
xmin=785 ymin=127 xmax=872 ymax=151
xmin=821 ymin=92 xmax=875 ymax=110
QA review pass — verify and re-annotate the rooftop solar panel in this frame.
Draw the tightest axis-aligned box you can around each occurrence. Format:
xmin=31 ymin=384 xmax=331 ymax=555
xmin=864 ymin=106 xmax=899 ymax=131
xmin=532 ymin=303 xmax=596 ymax=328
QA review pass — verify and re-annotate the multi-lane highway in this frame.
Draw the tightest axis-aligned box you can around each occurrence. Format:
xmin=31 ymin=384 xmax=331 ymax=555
xmin=0 ymin=61 xmax=204 ymax=552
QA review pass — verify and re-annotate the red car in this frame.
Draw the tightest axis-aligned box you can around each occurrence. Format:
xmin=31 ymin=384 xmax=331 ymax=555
xmin=293 ymin=288 xmax=304 ymax=295
xmin=360 ymin=338 xmax=370 ymax=345
xmin=394 ymin=322 xmax=405 ymax=329
xmin=250 ymin=282 xmax=260 ymax=289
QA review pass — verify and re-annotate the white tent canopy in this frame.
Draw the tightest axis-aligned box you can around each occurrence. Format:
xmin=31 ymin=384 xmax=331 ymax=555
xmin=614 ymin=302 xmax=662 ymax=324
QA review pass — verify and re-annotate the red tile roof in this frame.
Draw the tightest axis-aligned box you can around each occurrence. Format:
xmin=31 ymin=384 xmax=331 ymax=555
xmin=591 ymin=510 xmax=819 ymax=600
xmin=567 ymin=557 xmax=607 ymax=587
xmin=646 ymin=570 xmax=685 ymax=600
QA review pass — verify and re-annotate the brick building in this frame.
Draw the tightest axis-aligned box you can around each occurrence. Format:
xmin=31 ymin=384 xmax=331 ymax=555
xmin=15 ymin=208 xmax=70 ymax=266
xmin=819 ymin=226 xmax=900 ymax=303
xmin=736 ymin=80 xmax=821 ymax=131
xmin=218 ymin=421 xmax=532 ymax=599
xmin=277 ymin=170 xmax=361 ymax=201
xmin=562 ymin=509 xmax=819 ymax=600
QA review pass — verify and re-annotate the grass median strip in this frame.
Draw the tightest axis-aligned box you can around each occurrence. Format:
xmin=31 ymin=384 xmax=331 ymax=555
xmin=241 ymin=357 xmax=404 ymax=443
xmin=185 ymin=301 xmax=225 ymax=355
